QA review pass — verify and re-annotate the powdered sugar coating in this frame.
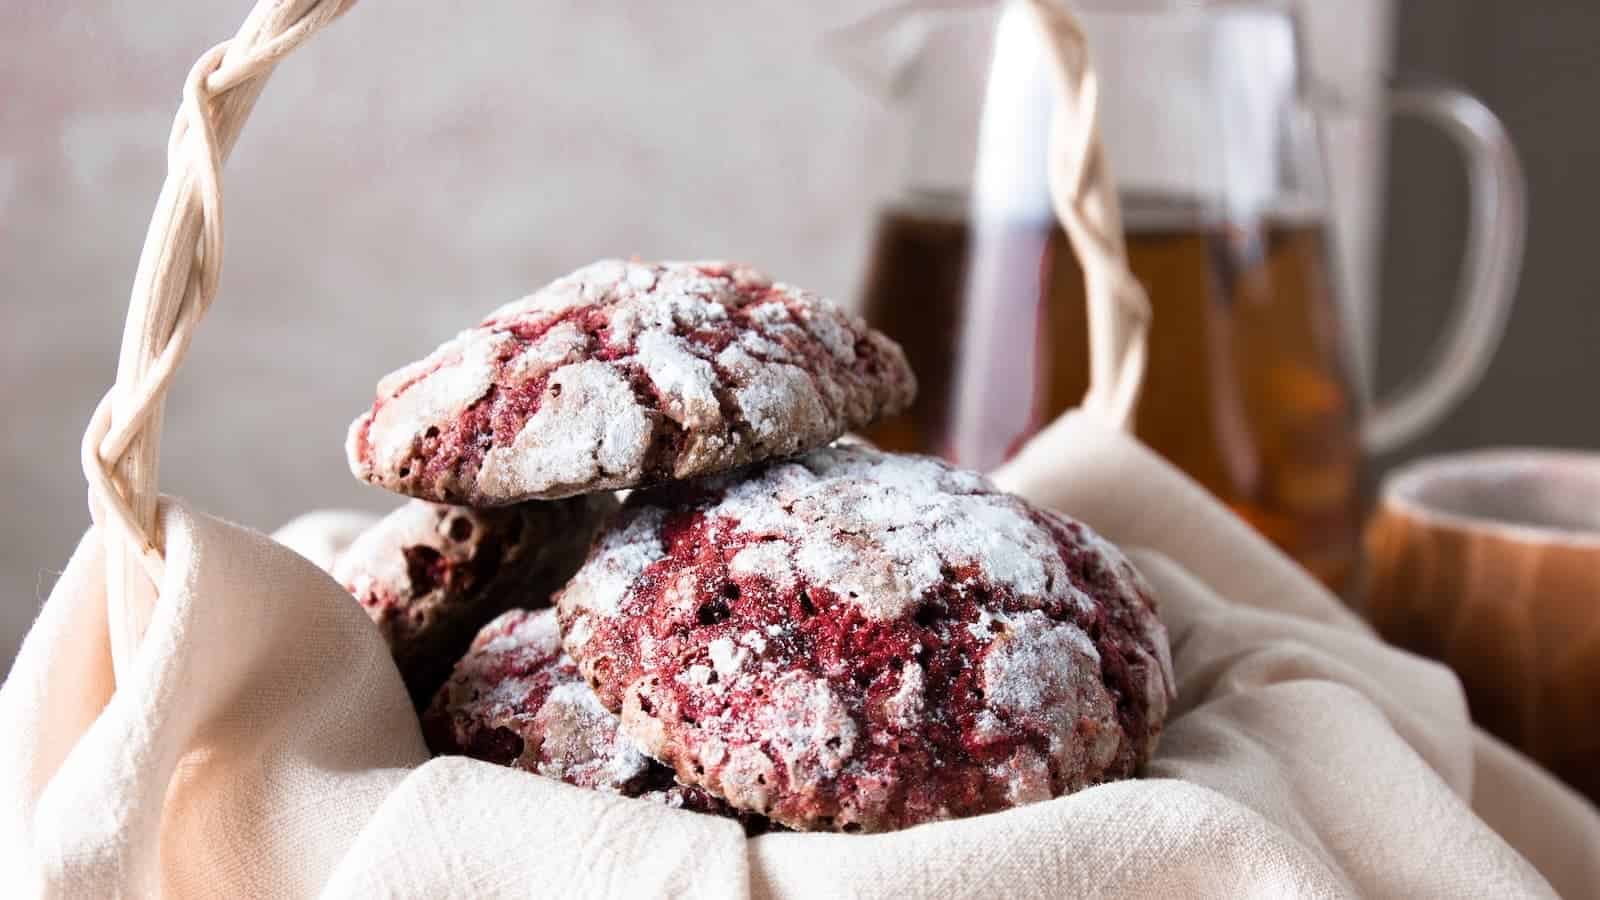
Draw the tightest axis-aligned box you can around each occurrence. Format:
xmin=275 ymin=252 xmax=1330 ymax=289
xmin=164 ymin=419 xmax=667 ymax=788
xmin=333 ymin=494 xmax=616 ymax=704
xmin=558 ymin=446 xmax=1175 ymax=832
xmin=422 ymin=608 xmax=656 ymax=792
xmin=423 ymin=608 xmax=777 ymax=833
xmin=347 ymin=260 xmax=916 ymax=504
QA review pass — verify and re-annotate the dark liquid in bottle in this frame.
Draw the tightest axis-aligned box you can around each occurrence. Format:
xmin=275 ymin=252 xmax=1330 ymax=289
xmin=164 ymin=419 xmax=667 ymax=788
xmin=858 ymin=195 xmax=1363 ymax=590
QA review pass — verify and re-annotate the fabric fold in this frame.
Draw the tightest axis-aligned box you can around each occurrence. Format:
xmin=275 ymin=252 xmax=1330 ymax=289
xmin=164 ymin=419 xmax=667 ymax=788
xmin=3 ymin=413 xmax=1594 ymax=898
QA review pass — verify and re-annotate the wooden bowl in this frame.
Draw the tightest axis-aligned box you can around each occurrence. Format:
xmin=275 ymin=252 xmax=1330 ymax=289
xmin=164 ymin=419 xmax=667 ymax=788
xmin=1364 ymin=449 xmax=1600 ymax=804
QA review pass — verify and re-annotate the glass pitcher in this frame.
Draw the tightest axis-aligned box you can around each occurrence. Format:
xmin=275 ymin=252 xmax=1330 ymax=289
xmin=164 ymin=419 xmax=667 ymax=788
xmin=835 ymin=0 xmax=1526 ymax=590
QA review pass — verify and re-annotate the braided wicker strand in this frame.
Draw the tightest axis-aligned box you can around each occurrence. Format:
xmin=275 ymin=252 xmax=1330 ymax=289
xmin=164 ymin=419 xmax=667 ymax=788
xmin=1024 ymin=0 xmax=1152 ymax=427
xmin=82 ymin=0 xmax=1149 ymax=684
xmin=84 ymin=0 xmax=355 ymax=681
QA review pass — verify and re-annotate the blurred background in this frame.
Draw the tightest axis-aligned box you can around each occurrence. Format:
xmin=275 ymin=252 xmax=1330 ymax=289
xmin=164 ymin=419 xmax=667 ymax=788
xmin=2 ymin=0 xmax=1597 ymax=672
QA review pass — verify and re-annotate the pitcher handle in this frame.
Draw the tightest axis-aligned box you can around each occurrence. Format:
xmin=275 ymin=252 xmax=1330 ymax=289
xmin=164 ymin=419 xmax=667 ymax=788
xmin=1362 ymin=84 xmax=1526 ymax=454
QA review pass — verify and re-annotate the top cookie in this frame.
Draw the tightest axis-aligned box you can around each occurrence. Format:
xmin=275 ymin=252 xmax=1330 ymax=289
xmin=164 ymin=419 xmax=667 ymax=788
xmin=346 ymin=260 xmax=916 ymax=504
xmin=557 ymin=446 xmax=1175 ymax=833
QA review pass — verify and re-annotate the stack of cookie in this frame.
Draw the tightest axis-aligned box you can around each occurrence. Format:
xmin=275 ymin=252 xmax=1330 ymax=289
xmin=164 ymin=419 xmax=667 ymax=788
xmin=331 ymin=259 xmax=1175 ymax=834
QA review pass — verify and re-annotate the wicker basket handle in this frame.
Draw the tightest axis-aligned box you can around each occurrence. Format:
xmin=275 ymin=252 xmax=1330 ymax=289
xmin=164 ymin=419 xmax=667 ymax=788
xmin=83 ymin=0 xmax=1148 ymax=681
xmin=82 ymin=0 xmax=356 ymax=681
xmin=1024 ymin=0 xmax=1151 ymax=426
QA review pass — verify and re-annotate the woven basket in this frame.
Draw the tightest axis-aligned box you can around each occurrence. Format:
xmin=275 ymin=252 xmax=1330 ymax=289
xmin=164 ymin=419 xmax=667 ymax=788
xmin=23 ymin=9 xmax=1600 ymax=894
xmin=82 ymin=0 xmax=1150 ymax=680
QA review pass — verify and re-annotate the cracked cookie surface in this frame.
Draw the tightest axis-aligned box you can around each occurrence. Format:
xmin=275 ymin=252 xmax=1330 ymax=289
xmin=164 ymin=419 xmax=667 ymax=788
xmin=423 ymin=608 xmax=773 ymax=832
xmin=333 ymin=495 xmax=615 ymax=705
xmin=422 ymin=607 xmax=658 ymax=792
xmin=557 ymin=446 xmax=1175 ymax=832
xmin=347 ymin=260 xmax=916 ymax=504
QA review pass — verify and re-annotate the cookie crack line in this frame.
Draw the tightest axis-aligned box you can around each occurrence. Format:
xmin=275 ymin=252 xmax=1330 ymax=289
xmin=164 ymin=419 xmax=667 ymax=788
xmin=364 ymin=300 xmax=618 ymax=497
xmin=347 ymin=260 xmax=915 ymax=505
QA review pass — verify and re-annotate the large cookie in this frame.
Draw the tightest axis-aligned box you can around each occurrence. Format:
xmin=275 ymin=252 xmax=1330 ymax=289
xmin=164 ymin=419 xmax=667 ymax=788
xmin=346 ymin=260 xmax=916 ymax=505
xmin=333 ymin=495 xmax=615 ymax=704
xmin=558 ymin=447 xmax=1175 ymax=832
xmin=423 ymin=608 xmax=773 ymax=833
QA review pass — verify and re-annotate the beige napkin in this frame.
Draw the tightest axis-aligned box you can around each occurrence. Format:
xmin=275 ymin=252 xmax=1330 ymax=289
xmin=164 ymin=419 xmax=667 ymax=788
xmin=4 ymin=412 xmax=1596 ymax=898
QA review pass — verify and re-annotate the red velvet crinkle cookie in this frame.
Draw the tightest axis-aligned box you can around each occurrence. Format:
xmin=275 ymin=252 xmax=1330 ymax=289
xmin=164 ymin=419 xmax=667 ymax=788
xmin=424 ymin=608 xmax=776 ymax=832
xmin=557 ymin=446 xmax=1176 ymax=832
xmin=422 ymin=608 xmax=658 ymax=792
xmin=333 ymin=495 xmax=616 ymax=705
xmin=346 ymin=259 xmax=916 ymax=505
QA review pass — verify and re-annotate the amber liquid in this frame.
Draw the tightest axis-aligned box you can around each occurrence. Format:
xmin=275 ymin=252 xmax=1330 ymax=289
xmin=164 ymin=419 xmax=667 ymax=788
xmin=859 ymin=198 xmax=1363 ymax=590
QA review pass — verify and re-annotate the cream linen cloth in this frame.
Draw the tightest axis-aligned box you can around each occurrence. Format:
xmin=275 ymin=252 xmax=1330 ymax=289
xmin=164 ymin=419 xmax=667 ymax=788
xmin=4 ymin=412 xmax=1596 ymax=898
